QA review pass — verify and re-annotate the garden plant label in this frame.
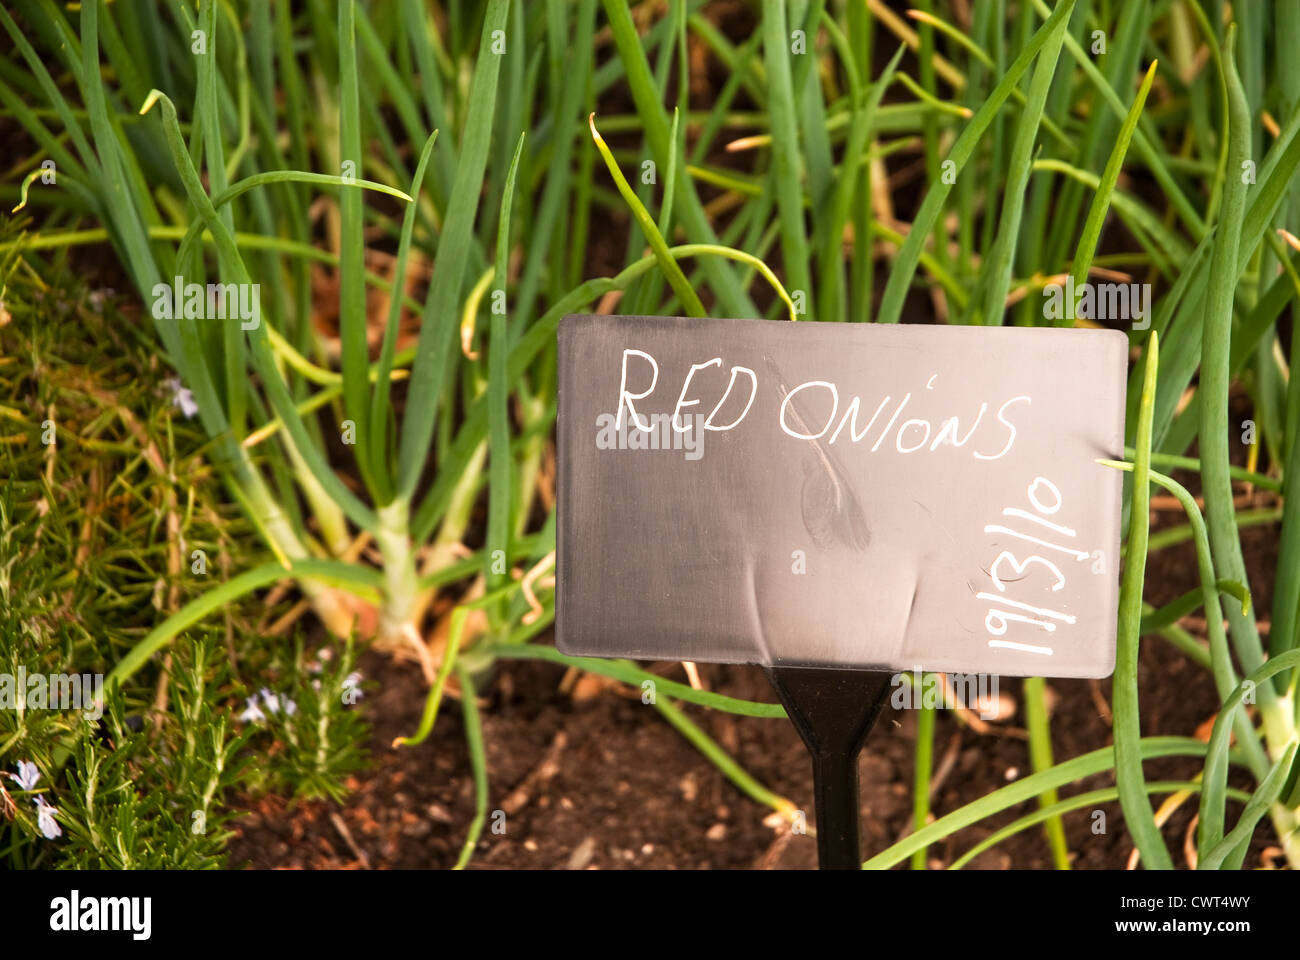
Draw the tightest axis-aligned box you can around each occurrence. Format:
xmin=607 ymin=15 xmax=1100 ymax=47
xmin=557 ymin=315 xmax=1128 ymax=679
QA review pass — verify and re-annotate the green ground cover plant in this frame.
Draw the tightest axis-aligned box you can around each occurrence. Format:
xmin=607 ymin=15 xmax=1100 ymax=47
xmin=0 ymin=249 xmax=368 ymax=867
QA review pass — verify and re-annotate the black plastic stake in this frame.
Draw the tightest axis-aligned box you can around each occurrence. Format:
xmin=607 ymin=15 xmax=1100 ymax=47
xmin=765 ymin=666 xmax=893 ymax=870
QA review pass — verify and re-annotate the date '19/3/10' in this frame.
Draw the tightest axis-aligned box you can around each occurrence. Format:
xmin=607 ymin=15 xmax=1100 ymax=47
xmin=980 ymin=475 xmax=1105 ymax=659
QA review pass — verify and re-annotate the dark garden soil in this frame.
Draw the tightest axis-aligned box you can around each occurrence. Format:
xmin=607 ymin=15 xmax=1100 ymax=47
xmin=225 ymin=598 xmax=1280 ymax=871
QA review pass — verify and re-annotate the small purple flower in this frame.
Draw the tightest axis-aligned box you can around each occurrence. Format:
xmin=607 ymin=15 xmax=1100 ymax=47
xmin=239 ymin=696 xmax=266 ymax=724
xmin=11 ymin=761 xmax=39 ymax=792
xmin=165 ymin=376 xmax=199 ymax=418
xmin=241 ymin=688 xmax=296 ymax=722
xmin=34 ymin=795 xmax=61 ymax=839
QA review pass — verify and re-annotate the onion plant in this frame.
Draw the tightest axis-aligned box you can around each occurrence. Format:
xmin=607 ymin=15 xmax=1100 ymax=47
xmin=3 ymin=0 xmax=1299 ymax=869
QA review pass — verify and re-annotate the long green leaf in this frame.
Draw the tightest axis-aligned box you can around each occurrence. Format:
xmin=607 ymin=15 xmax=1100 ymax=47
xmin=487 ymin=133 xmax=526 ymax=595
xmin=1062 ymin=60 xmax=1158 ymax=322
xmin=589 ymin=114 xmax=705 ymax=317
xmin=396 ymin=0 xmax=511 ymax=500
xmin=1112 ymin=331 xmax=1173 ymax=868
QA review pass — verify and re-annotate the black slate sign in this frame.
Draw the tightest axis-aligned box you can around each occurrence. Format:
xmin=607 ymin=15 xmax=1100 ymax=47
xmin=556 ymin=315 xmax=1127 ymax=679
